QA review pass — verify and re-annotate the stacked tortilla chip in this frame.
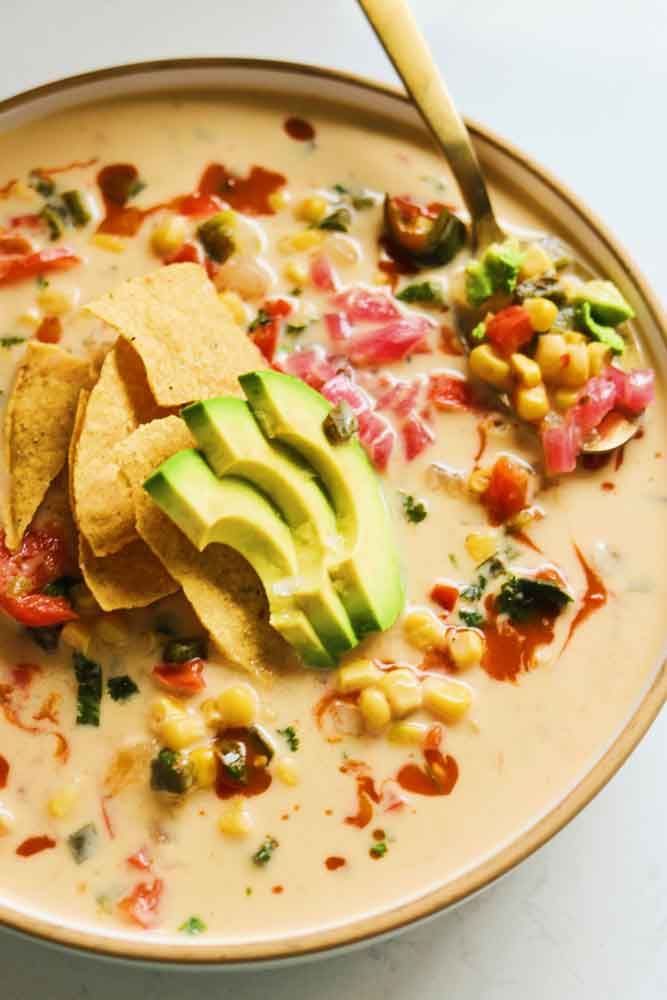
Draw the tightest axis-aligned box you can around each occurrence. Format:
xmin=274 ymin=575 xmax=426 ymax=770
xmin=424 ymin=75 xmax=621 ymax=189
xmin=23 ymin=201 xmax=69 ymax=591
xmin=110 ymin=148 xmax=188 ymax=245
xmin=3 ymin=263 xmax=293 ymax=673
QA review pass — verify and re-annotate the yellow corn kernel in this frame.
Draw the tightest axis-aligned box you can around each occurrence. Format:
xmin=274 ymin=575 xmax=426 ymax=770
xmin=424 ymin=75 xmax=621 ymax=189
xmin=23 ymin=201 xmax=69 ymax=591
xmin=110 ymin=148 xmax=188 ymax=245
xmin=557 ymin=342 xmax=589 ymax=388
xmin=48 ymin=783 xmax=79 ymax=819
xmin=0 ymin=802 xmax=14 ymax=836
xmin=535 ymin=333 xmax=568 ymax=383
xmin=69 ymin=582 xmax=100 ymax=615
xmin=268 ymin=189 xmax=290 ymax=211
xmin=469 ymin=343 xmax=513 ymax=391
xmin=189 ymin=746 xmax=217 ymax=789
xmin=587 ymin=341 xmax=611 ymax=376
xmin=518 ymin=242 xmax=553 ymax=280
xmin=563 ymin=330 xmax=585 ymax=345
xmin=465 ymin=530 xmax=498 ymax=564
xmin=522 ymin=296 xmax=558 ymax=333
xmin=447 ymin=628 xmax=484 ymax=670
xmin=11 ymin=180 xmax=39 ymax=202
xmin=283 ymin=260 xmax=309 ymax=286
xmin=17 ymin=306 xmax=41 ymax=328
xmin=149 ymin=695 xmax=185 ymax=730
xmin=468 ymin=467 xmax=491 ymax=495
xmin=60 ymin=620 xmax=93 ymax=655
xmin=402 ymin=608 xmax=447 ymax=652
xmin=422 ymin=676 xmax=473 ymax=723
xmin=278 ymin=229 xmax=325 ymax=253
xmin=295 ymin=195 xmax=329 ymax=224
xmin=325 ymin=233 xmax=361 ymax=267
xmin=509 ymin=352 xmax=542 ymax=388
xmin=219 ymin=796 xmax=253 ymax=837
xmin=217 ymin=289 xmax=249 ymax=327
xmin=337 ymin=658 xmax=383 ymax=693
xmin=373 ymin=270 xmax=391 ymax=285
xmin=552 ymin=387 xmax=580 ymax=412
xmin=358 ymin=686 xmax=392 ymax=733
xmin=91 ymin=233 xmax=125 ymax=253
xmin=200 ymin=698 xmax=223 ymax=729
xmin=515 ymin=383 xmax=549 ymax=422
xmin=387 ymin=720 xmax=430 ymax=745
xmin=275 ymin=755 xmax=300 ymax=786
xmin=381 ymin=668 xmax=422 ymax=718
xmin=95 ymin=613 xmax=131 ymax=646
xmin=37 ymin=286 xmax=79 ymax=316
xmin=216 ymin=684 xmax=259 ymax=727
xmin=159 ymin=713 xmax=208 ymax=751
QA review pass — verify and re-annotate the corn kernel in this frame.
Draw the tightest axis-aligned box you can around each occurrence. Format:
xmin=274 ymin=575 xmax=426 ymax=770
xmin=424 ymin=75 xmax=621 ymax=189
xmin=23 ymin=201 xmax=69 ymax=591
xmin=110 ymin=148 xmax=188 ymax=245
xmin=337 ymin=658 xmax=383 ymax=693
xmin=509 ymin=352 xmax=542 ymax=388
xmin=518 ymin=243 xmax=553 ymax=281
xmin=275 ymin=755 xmax=300 ymax=786
xmin=48 ymin=783 xmax=79 ymax=819
xmin=535 ymin=333 xmax=568 ymax=383
xmin=283 ymin=260 xmax=309 ymax=286
xmin=159 ymin=714 xmax=208 ymax=751
xmin=37 ymin=285 xmax=79 ymax=316
xmin=402 ymin=608 xmax=448 ymax=652
xmin=216 ymin=684 xmax=259 ymax=727
xmin=200 ymin=698 xmax=223 ymax=728
xmin=17 ymin=306 xmax=41 ymax=328
xmin=295 ymin=195 xmax=329 ymax=224
xmin=219 ymin=797 xmax=253 ymax=837
xmin=422 ymin=676 xmax=473 ymax=723
xmin=468 ymin=467 xmax=491 ymax=495
xmin=557 ymin=342 xmax=589 ymax=388
xmin=11 ymin=180 xmax=39 ymax=202
xmin=381 ymin=668 xmax=422 ymax=718
xmin=553 ymin=387 xmax=580 ymax=412
xmin=587 ymin=341 xmax=611 ymax=376
xmin=189 ymin=746 xmax=217 ymax=788
xmin=387 ymin=720 xmax=430 ymax=745
xmin=522 ymin=297 xmax=558 ymax=333
xmin=149 ymin=696 xmax=185 ymax=729
xmin=563 ymin=330 xmax=586 ymax=345
xmin=91 ymin=233 xmax=125 ymax=253
xmin=60 ymin=621 xmax=93 ymax=655
xmin=358 ymin=686 xmax=392 ymax=733
xmin=0 ymin=803 xmax=15 ymax=836
xmin=469 ymin=343 xmax=513 ymax=391
xmin=217 ymin=289 xmax=249 ymax=327
xmin=95 ymin=613 xmax=131 ymax=646
xmin=268 ymin=189 xmax=290 ymax=211
xmin=464 ymin=530 xmax=498 ymax=564
xmin=515 ymin=383 xmax=549 ymax=422
xmin=447 ymin=628 xmax=484 ymax=670
xmin=278 ymin=229 xmax=325 ymax=254
xmin=325 ymin=234 xmax=361 ymax=267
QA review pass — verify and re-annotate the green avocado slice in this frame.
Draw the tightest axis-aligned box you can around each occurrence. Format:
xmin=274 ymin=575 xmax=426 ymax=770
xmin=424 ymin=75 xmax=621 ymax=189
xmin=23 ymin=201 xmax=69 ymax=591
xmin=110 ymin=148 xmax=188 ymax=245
xmin=181 ymin=397 xmax=357 ymax=659
xmin=144 ymin=448 xmax=333 ymax=668
xmin=572 ymin=279 xmax=635 ymax=326
xmin=239 ymin=371 xmax=405 ymax=638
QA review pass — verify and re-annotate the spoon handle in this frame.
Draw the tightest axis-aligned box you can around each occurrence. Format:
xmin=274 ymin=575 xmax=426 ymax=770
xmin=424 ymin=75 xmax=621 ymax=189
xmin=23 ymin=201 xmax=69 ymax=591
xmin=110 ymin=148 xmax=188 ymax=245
xmin=357 ymin=0 xmax=503 ymax=250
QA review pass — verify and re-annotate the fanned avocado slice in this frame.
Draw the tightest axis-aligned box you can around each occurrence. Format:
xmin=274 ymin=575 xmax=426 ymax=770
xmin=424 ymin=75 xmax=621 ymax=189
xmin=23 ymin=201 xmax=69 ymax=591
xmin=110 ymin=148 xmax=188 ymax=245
xmin=144 ymin=448 xmax=333 ymax=667
xmin=182 ymin=397 xmax=357 ymax=659
xmin=239 ymin=371 xmax=405 ymax=638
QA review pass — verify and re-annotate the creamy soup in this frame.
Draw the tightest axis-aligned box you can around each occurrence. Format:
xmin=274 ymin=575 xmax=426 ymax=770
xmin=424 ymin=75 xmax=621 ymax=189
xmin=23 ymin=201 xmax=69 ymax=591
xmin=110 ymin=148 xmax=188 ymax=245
xmin=0 ymin=93 xmax=665 ymax=949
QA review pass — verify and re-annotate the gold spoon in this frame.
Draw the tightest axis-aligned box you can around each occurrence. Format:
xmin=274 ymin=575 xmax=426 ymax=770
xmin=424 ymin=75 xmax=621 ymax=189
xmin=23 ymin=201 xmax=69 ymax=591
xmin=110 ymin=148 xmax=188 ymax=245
xmin=357 ymin=0 xmax=639 ymax=454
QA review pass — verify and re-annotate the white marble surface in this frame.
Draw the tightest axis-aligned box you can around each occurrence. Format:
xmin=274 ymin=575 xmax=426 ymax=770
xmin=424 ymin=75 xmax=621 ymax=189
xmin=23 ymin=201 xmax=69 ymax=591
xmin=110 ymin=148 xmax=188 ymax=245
xmin=1 ymin=1 xmax=665 ymax=996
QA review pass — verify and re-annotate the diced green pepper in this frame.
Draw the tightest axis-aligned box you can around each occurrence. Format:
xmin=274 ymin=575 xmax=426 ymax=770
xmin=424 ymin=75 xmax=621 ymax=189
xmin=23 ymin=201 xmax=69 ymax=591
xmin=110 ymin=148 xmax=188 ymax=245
xmin=62 ymin=189 xmax=92 ymax=227
xmin=40 ymin=204 xmax=66 ymax=240
xmin=68 ymin=823 xmax=98 ymax=864
xmin=497 ymin=576 xmax=571 ymax=624
xmin=162 ymin=636 xmax=207 ymax=663
xmin=150 ymin=748 xmax=194 ymax=794
xmin=384 ymin=195 xmax=466 ymax=267
xmin=319 ymin=207 xmax=351 ymax=232
xmin=323 ymin=400 xmax=358 ymax=444
xmin=396 ymin=281 xmax=444 ymax=306
xmin=26 ymin=625 xmax=62 ymax=652
xmin=197 ymin=212 xmax=235 ymax=263
xmin=73 ymin=652 xmax=102 ymax=727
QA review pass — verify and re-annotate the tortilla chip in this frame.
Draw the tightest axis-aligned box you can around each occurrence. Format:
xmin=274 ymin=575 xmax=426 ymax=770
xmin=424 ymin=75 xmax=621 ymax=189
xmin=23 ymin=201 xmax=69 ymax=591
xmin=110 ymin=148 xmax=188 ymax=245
xmin=3 ymin=343 xmax=91 ymax=549
xmin=118 ymin=415 xmax=293 ymax=674
xmin=71 ymin=338 xmax=164 ymax=556
xmin=85 ymin=263 xmax=265 ymax=407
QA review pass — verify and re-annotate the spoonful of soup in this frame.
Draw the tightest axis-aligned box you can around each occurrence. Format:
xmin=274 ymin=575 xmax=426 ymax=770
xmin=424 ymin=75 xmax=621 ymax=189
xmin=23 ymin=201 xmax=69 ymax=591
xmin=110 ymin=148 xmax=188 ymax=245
xmin=358 ymin=0 xmax=653 ymax=463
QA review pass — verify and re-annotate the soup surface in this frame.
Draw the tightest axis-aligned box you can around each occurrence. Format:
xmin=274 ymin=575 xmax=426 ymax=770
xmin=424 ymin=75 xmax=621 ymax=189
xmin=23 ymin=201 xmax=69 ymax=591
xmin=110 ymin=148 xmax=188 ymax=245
xmin=0 ymin=92 xmax=665 ymax=948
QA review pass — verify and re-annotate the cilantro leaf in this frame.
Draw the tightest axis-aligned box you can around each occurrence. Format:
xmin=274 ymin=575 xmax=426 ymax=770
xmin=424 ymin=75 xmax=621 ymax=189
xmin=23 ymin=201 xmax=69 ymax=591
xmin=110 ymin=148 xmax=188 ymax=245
xmin=401 ymin=493 xmax=428 ymax=524
xmin=277 ymin=725 xmax=299 ymax=752
xmin=252 ymin=836 xmax=278 ymax=866
xmin=459 ymin=610 xmax=485 ymax=628
xmin=73 ymin=652 xmax=102 ymax=726
xmin=107 ymin=675 xmax=139 ymax=702
xmin=179 ymin=915 xmax=207 ymax=935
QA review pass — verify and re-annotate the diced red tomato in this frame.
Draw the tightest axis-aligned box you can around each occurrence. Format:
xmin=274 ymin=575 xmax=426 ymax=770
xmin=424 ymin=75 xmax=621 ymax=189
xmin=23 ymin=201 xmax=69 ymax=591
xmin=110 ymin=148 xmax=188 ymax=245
xmin=0 ymin=234 xmax=32 ymax=254
xmin=323 ymin=311 xmax=351 ymax=342
xmin=176 ymin=192 xmax=223 ymax=218
xmin=118 ymin=878 xmax=164 ymax=929
xmin=127 ymin=847 xmax=153 ymax=871
xmin=346 ymin=317 xmax=433 ymax=367
xmin=0 ymin=592 xmax=76 ymax=627
xmin=332 ymin=285 xmax=401 ymax=324
xmin=152 ymin=658 xmax=205 ymax=695
xmin=482 ymin=454 xmax=531 ymax=524
xmin=35 ymin=316 xmax=63 ymax=344
xmin=0 ymin=527 xmax=76 ymax=626
xmin=9 ymin=214 xmax=42 ymax=230
xmin=0 ymin=247 xmax=80 ymax=286
xmin=401 ymin=411 xmax=435 ymax=460
xmin=264 ymin=298 xmax=292 ymax=319
xmin=430 ymin=581 xmax=459 ymax=613
xmin=428 ymin=370 xmax=475 ymax=411
xmin=250 ymin=321 xmax=280 ymax=362
xmin=310 ymin=252 xmax=339 ymax=292
xmin=275 ymin=346 xmax=337 ymax=390
xmin=485 ymin=306 xmax=534 ymax=357
xmin=603 ymin=365 xmax=655 ymax=416
xmin=163 ymin=241 xmax=201 ymax=266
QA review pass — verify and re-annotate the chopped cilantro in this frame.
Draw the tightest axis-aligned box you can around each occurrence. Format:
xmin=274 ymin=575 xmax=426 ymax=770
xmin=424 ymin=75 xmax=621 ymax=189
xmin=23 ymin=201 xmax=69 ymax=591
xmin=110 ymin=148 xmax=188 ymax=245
xmin=36 ymin=275 xmax=49 ymax=288
xmin=289 ymin=286 xmax=303 ymax=296
xmin=332 ymin=183 xmax=349 ymax=195
xmin=286 ymin=323 xmax=307 ymax=335
xmin=459 ymin=610 xmax=485 ymax=629
xmin=370 ymin=841 xmax=388 ymax=858
xmin=278 ymin=725 xmax=299 ymax=752
xmin=73 ymin=652 xmax=102 ymax=726
xmin=26 ymin=624 xmax=62 ymax=652
xmin=107 ymin=675 xmax=139 ymax=702
xmin=448 ymin=553 xmax=459 ymax=568
xmin=28 ymin=170 xmax=55 ymax=198
xmin=179 ymin=915 xmax=207 ymax=935
xmin=220 ymin=740 xmax=248 ymax=783
xmin=42 ymin=575 xmax=75 ymax=599
xmin=396 ymin=281 xmax=444 ymax=306
xmin=150 ymin=748 xmax=194 ymax=794
xmin=248 ymin=308 xmax=271 ymax=332
xmin=252 ymin=836 xmax=278 ymax=866
xmin=127 ymin=178 xmax=146 ymax=199
xmin=497 ymin=576 xmax=571 ymax=624
xmin=460 ymin=574 xmax=487 ymax=602
xmin=0 ymin=336 xmax=26 ymax=348
xmin=480 ymin=556 xmax=505 ymax=578
xmin=401 ymin=493 xmax=428 ymax=524
xmin=318 ymin=207 xmax=351 ymax=232
xmin=163 ymin=636 xmax=207 ymax=663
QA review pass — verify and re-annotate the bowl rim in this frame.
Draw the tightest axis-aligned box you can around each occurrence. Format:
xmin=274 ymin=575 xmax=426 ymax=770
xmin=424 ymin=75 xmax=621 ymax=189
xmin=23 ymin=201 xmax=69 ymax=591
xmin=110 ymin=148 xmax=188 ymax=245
xmin=0 ymin=55 xmax=665 ymax=966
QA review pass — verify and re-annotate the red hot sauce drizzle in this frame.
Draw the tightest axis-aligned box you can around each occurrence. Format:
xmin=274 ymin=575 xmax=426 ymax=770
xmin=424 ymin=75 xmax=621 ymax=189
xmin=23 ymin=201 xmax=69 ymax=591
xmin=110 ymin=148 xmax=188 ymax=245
xmin=284 ymin=117 xmax=315 ymax=141
xmin=215 ymin=727 xmax=272 ymax=800
xmin=481 ymin=593 xmax=556 ymax=683
xmin=325 ymin=856 xmax=346 ymax=871
xmin=564 ymin=544 xmax=608 ymax=649
xmin=397 ymin=746 xmax=459 ymax=797
xmin=16 ymin=835 xmax=56 ymax=858
xmin=0 ymin=754 xmax=9 ymax=789
xmin=341 ymin=761 xmax=380 ymax=829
